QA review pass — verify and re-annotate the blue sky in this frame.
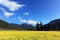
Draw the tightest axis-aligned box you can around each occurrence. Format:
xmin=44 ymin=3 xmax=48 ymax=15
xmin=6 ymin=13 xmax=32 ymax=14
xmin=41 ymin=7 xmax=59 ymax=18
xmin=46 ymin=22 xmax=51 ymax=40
xmin=0 ymin=0 xmax=60 ymax=25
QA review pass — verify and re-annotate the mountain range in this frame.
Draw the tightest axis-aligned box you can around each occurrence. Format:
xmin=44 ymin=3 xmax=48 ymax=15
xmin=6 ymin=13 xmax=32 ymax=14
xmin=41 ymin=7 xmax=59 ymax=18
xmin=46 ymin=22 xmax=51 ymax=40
xmin=0 ymin=19 xmax=36 ymax=30
xmin=0 ymin=18 xmax=60 ymax=31
xmin=41 ymin=19 xmax=60 ymax=31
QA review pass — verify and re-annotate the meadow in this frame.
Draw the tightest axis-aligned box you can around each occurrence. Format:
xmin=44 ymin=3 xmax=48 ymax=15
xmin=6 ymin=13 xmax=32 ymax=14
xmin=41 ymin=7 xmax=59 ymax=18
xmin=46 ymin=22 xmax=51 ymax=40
xmin=0 ymin=31 xmax=60 ymax=40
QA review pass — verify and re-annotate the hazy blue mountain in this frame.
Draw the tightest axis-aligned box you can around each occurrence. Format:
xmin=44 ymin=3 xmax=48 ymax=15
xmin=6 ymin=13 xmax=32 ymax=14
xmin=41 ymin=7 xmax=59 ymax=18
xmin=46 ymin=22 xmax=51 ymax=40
xmin=0 ymin=19 xmax=36 ymax=30
xmin=20 ymin=23 xmax=36 ymax=30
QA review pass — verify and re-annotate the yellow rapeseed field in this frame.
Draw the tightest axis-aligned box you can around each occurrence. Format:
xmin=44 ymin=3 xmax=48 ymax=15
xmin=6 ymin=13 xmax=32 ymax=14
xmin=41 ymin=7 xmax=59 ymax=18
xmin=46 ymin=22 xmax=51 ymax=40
xmin=0 ymin=31 xmax=60 ymax=40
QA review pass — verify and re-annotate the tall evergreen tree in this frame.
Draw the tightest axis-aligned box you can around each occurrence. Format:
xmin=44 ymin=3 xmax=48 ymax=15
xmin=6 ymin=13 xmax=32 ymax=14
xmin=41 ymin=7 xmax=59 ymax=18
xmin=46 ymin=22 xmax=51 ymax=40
xmin=36 ymin=22 xmax=43 ymax=31
xmin=39 ymin=22 xmax=43 ymax=30
xmin=36 ymin=22 xmax=40 ymax=31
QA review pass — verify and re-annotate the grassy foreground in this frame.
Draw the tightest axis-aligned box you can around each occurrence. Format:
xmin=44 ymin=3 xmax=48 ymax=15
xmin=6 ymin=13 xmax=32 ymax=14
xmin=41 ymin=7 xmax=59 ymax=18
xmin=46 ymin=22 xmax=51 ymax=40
xmin=0 ymin=31 xmax=60 ymax=40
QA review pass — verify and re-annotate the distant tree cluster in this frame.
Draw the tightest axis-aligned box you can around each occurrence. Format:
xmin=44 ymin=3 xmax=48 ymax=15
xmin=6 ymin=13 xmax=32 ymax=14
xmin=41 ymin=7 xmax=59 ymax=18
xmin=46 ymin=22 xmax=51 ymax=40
xmin=36 ymin=19 xmax=60 ymax=31
xmin=36 ymin=22 xmax=43 ymax=31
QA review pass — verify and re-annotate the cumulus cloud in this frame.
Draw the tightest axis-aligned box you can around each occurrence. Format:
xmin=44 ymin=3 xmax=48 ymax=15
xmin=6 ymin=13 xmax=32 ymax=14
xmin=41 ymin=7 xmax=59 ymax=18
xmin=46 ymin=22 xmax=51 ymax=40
xmin=18 ymin=16 xmax=21 ymax=19
xmin=4 ymin=12 xmax=14 ymax=17
xmin=24 ymin=12 xmax=29 ymax=15
xmin=0 ymin=0 xmax=25 ymax=11
xmin=20 ymin=19 xmax=38 ymax=25
xmin=1 ymin=8 xmax=14 ymax=17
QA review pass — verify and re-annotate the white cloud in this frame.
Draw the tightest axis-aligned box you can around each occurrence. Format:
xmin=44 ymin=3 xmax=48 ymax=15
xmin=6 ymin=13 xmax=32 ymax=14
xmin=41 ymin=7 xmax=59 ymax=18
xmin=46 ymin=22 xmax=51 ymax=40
xmin=0 ymin=8 xmax=5 ymax=12
xmin=18 ymin=16 xmax=21 ymax=19
xmin=1 ymin=8 xmax=14 ymax=17
xmin=24 ymin=12 xmax=29 ymax=15
xmin=4 ymin=12 xmax=14 ymax=17
xmin=26 ymin=20 xmax=37 ymax=25
xmin=0 ymin=0 xmax=25 ymax=11
xmin=20 ymin=19 xmax=26 ymax=23
xmin=20 ymin=19 xmax=38 ymax=25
